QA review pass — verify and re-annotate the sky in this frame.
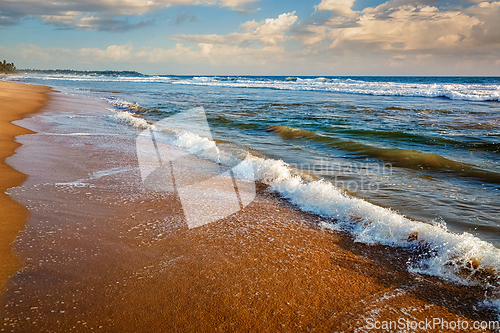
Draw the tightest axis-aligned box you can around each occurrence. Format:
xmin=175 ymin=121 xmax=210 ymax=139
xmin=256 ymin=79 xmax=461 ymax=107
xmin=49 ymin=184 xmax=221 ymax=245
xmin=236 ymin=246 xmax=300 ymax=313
xmin=0 ymin=0 xmax=499 ymax=75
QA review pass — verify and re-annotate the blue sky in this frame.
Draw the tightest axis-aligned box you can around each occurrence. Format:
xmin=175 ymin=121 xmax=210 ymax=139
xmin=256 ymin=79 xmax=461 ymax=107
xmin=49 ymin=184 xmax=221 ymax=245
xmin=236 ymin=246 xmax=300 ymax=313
xmin=1 ymin=0 xmax=499 ymax=75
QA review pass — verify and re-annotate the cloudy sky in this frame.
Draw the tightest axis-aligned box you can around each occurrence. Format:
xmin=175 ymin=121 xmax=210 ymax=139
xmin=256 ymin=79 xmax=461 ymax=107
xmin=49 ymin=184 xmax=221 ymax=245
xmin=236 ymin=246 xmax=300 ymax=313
xmin=1 ymin=0 xmax=499 ymax=75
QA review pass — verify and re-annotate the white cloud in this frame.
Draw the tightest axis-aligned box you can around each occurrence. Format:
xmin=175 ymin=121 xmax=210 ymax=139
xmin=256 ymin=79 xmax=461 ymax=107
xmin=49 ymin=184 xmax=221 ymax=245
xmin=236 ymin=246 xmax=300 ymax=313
xmin=0 ymin=0 xmax=260 ymax=29
xmin=219 ymin=0 xmax=259 ymax=13
xmin=10 ymin=41 xmax=294 ymax=70
xmin=39 ymin=12 xmax=81 ymax=26
xmin=464 ymin=1 xmax=500 ymax=48
xmin=6 ymin=12 xmax=299 ymax=71
xmin=172 ymin=11 xmax=298 ymax=46
xmin=299 ymin=0 xmax=500 ymax=55
xmin=316 ymin=0 xmax=356 ymax=17
xmin=4 ymin=2 xmax=500 ymax=75
xmin=337 ymin=5 xmax=479 ymax=51
xmin=77 ymin=44 xmax=134 ymax=62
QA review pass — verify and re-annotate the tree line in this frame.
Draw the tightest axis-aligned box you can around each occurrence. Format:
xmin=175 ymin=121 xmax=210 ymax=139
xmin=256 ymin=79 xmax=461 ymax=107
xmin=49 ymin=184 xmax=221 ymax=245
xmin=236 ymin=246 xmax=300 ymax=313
xmin=22 ymin=69 xmax=144 ymax=76
xmin=1 ymin=61 xmax=145 ymax=76
xmin=1 ymin=60 xmax=17 ymax=73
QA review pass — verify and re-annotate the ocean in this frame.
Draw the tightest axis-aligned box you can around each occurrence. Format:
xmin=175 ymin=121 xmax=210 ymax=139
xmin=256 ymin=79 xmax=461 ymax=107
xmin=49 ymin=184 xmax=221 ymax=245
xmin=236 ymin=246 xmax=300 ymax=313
xmin=4 ymin=74 xmax=500 ymax=318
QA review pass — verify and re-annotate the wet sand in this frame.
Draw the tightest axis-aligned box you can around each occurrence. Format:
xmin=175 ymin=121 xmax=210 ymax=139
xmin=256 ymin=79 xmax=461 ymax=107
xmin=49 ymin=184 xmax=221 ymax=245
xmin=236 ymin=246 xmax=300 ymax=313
xmin=0 ymin=81 xmax=51 ymax=292
xmin=0 ymin=88 xmax=498 ymax=332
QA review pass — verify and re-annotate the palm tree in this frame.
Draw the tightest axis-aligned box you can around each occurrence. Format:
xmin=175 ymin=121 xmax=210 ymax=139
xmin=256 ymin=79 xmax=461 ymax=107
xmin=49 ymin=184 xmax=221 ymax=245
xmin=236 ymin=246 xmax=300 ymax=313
xmin=0 ymin=60 xmax=17 ymax=73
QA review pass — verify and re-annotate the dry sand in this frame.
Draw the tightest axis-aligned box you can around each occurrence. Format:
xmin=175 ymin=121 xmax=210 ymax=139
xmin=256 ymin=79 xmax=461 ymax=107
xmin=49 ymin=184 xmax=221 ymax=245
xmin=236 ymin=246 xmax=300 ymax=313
xmin=0 ymin=81 xmax=51 ymax=292
xmin=0 ymin=85 xmax=497 ymax=332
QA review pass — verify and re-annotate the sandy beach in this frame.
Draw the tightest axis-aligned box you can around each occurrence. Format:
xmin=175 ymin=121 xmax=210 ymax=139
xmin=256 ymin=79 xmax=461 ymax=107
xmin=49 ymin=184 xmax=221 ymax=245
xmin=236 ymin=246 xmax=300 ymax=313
xmin=0 ymin=82 xmax=498 ymax=332
xmin=0 ymin=81 xmax=51 ymax=292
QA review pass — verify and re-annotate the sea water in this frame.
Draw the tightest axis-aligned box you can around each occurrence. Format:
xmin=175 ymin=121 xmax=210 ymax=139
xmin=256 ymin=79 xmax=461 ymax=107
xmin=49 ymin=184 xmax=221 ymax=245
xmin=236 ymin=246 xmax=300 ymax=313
xmin=5 ymin=74 xmax=500 ymax=304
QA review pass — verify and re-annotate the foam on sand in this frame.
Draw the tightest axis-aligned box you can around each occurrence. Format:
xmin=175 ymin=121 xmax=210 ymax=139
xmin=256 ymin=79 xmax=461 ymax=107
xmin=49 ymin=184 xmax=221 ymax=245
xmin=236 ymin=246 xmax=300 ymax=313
xmin=113 ymin=106 xmax=500 ymax=314
xmin=111 ymin=111 xmax=154 ymax=130
xmin=136 ymin=107 xmax=256 ymax=229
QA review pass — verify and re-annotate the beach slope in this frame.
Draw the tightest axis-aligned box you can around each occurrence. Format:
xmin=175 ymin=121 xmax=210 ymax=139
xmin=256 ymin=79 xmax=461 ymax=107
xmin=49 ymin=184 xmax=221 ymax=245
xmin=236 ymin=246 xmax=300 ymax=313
xmin=0 ymin=87 xmax=497 ymax=331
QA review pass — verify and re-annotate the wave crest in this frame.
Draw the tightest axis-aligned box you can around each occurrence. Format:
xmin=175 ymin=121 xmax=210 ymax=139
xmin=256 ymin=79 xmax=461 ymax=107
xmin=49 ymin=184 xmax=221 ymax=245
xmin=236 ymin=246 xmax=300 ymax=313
xmin=269 ymin=125 xmax=500 ymax=184
xmin=144 ymin=124 xmax=500 ymax=291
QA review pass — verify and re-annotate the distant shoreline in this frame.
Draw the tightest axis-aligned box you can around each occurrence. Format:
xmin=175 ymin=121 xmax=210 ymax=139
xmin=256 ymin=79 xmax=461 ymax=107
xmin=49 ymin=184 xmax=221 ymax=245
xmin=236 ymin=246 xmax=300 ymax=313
xmin=18 ymin=69 xmax=145 ymax=76
xmin=9 ymin=71 xmax=500 ymax=78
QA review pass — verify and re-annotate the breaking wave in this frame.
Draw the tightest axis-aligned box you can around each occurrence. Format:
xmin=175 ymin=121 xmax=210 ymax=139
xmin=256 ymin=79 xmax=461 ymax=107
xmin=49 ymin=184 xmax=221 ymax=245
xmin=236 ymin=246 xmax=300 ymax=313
xmin=111 ymin=111 xmax=154 ymax=130
xmin=111 ymin=106 xmax=500 ymax=314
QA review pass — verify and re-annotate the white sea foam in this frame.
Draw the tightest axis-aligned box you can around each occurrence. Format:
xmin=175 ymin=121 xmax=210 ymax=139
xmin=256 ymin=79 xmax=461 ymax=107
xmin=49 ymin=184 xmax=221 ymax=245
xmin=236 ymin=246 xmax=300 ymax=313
xmin=482 ymin=298 xmax=500 ymax=321
xmin=165 ymin=77 xmax=499 ymax=101
xmin=153 ymin=125 xmax=500 ymax=281
xmin=15 ymin=73 xmax=173 ymax=84
xmin=12 ymin=73 xmax=500 ymax=102
xmin=111 ymin=111 xmax=154 ymax=130
xmin=266 ymin=168 xmax=500 ymax=289
xmin=166 ymin=130 xmax=242 ymax=167
xmin=108 ymin=98 xmax=145 ymax=111
xmin=55 ymin=167 xmax=134 ymax=187
xmin=116 ymin=108 xmax=500 ymax=286
xmin=38 ymin=132 xmax=121 ymax=136
xmin=111 ymin=105 xmax=500 ymax=314
xmin=173 ymin=77 xmax=500 ymax=102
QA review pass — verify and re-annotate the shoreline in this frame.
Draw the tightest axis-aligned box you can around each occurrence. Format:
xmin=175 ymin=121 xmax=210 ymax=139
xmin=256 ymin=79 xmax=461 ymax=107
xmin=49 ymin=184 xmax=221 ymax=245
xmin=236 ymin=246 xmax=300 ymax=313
xmin=0 ymin=86 xmax=498 ymax=331
xmin=0 ymin=81 xmax=52 ymax=291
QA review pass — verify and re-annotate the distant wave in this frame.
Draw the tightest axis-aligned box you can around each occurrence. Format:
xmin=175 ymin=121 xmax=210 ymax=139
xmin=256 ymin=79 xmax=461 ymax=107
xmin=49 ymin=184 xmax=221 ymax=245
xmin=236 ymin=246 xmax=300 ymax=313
xmin=174 ymin=76 xmax=500 ymax=102
xmin=12 ymin=73 xmax=500 ymax=102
